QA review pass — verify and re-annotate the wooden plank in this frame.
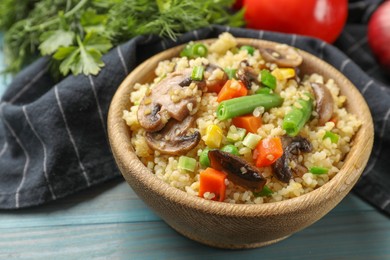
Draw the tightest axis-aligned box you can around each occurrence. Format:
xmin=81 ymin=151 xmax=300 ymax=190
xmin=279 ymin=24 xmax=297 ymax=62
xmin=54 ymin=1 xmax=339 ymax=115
xmin=0 ymin=168 xmax=386 ymax=259
xmin=0 ymin=179 xmax=160 ymax=228
xmin=0 ymin=178 xmax=378 ymax=229
xmin=0 ymin=210 xmax=389 ymax=259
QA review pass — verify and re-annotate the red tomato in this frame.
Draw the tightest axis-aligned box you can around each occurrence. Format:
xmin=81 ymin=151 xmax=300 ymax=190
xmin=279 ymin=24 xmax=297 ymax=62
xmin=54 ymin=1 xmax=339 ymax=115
xmin=368 ymin=1 xmax=390 ymax=72
xmin=243 ymin=0 xmax=348 ymax=43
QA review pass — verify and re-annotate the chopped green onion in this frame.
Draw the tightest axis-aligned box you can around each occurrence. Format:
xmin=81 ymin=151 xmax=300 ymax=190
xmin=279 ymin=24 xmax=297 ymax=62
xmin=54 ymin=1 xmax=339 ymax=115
xmin=191 ymin=66 xmax=204 ymax=81
xmin=240 ymin=45 xmax=255 ymax=55
xmin=224 ymin=68 xmax=237 ymax=79
xmin=282 ymin=94 xmax=313 ymax=136
xmin=178 ymin=156 xmax=197 ymax=172
xmin=260 ymin=69 xmax=276 ymax=89
xmin=221 ymin=144 xmax=239 ymax=155
xmin=255 ymin=87 xmax=272 ymax=95
xmin=199 ymin=148 xmax=211 ymax=167
xmin=226 ymin=126 xmax=247 ymax=142
xmin=253 ymin=185 xmax=273 ymax=197
xmin=180 ymin=43 xmax=208 ymax=59
xmin=323 ymin=131 xmax=339 ymax=144
xmin=242 ymin=133 xmax=262 ymax=149
xmin=309 ymin=166 xmax=329 ymax=175
xmin=217 ymin=93 xmax=284 ymax=120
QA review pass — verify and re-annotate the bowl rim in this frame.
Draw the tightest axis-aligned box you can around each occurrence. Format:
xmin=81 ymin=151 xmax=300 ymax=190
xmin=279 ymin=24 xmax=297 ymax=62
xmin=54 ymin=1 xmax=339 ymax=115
xmin=108 ymin=37 xmax=374 ymax=217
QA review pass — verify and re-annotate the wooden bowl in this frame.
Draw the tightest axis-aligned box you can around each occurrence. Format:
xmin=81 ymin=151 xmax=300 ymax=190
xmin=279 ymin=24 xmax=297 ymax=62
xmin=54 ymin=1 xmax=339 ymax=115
xmin=107 ymin=38 xmax=374 ymax=249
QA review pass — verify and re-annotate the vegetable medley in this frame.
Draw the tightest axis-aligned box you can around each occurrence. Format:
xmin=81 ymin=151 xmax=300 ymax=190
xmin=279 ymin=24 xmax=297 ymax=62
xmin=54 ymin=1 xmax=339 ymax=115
xmin=123 ymin=33 xmax=361 ymax=204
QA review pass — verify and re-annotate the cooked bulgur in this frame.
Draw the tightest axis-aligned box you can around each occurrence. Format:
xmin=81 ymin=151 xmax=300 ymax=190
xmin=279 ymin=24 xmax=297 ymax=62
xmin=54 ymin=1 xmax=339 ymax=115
xmin=123 ymin=33 xmax=361 ymax=204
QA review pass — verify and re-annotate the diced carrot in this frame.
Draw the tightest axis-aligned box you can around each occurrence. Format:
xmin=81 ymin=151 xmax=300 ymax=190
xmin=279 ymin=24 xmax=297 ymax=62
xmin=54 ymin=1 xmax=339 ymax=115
xmin=232 ymin=115 xmax=262 ymax=133
xmin=253 ymin=137 xmax=283 ymax=167
xmin=217 ymin=79 xmax=248 ymax=102
xmin=199 ymin=167 xmax=227 ymax=202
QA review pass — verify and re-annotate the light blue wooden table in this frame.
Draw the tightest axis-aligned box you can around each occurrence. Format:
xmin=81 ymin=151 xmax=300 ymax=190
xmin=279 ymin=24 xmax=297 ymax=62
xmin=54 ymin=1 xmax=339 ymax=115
xmin=0 ymin=34 xmax=389 ymax=259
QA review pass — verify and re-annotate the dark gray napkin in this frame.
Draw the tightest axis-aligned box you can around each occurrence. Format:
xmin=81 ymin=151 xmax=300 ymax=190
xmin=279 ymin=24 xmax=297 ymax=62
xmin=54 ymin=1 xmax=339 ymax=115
xmin=0 ymin=3 xmax=389 ymax=213
xmin=337 ymin=0 xmax=390 ymax=215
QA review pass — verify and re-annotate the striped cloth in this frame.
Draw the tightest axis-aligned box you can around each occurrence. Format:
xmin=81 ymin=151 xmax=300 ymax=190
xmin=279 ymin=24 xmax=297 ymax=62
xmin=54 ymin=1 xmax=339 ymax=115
xmin=0 ymin=1 xmax=389 ymax=214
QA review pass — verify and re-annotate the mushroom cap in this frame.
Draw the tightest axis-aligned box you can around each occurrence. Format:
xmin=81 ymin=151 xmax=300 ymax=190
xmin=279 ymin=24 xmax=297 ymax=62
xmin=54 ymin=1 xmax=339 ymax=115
xmin=237 ymin=65 xmax=259 ymax=89
xmin=145 ymin=116 xmax=200 ymax=155
xmin=272 ymin=136 xmax=312 ymax=183
xmin=137 ymin=71 xmax=198 ymax=132
xmin=208 ymin=150 xmax=266 ymax=192
xmin=310 ymin=82 xmax=334 ymax=125
xmin=261 ymin=45 xmax=303 ymax=68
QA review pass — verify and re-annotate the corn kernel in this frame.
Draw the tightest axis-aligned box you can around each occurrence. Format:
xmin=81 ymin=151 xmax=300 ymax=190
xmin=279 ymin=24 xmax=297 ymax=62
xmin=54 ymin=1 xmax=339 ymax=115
xmin=203 ymin=125 xmax=223 ymax=148
xmin=272 ymin=68 xmax=295 ymax=81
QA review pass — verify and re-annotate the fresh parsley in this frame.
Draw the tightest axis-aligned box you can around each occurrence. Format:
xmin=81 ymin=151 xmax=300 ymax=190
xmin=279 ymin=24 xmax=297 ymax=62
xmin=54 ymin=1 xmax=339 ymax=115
xmin=0 ymin=0 xmax=244 ymax=77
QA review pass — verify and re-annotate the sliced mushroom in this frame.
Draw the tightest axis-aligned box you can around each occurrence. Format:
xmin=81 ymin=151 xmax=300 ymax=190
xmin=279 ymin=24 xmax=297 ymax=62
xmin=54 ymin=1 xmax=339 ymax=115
xmin=310 ymin=82 xmax=334 ymax=125
xmin=145 ymin=116 xmax=200 ymax=155
xmin=208 ymin=150 xmax=266 ymax=192
xmin=178 ymin=77 xmax=193 ymax=87
xmin=137 ymin=71 xmax=198 ymax=132
xmin=237 ymin=65 xmax=259 ymax=89
xmin=272 ymin=136 xmax=312 ymax=183
xmin=261 ymin=45 xmax=303 ymax=68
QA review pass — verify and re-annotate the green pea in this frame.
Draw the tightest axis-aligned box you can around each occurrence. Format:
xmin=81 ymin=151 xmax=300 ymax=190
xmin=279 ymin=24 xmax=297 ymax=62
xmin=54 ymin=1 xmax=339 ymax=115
xmin=199 ymin=148 xmax=211 ymax=167
xmin=221 ymin=144 xmax=239 ymax=155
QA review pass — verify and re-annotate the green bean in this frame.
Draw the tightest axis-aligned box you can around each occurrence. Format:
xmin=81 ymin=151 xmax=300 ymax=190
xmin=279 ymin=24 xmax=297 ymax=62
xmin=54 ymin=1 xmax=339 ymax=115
xmin=180 ymin=43 xmax=208 ymax=59
xmin=255 ymin=87 xmax=272 ymax=95
xmin=192 ymin=43 xmax=208 ymax=57
xmin=282 ymin=95 xmax=313 ymax=136
xmin=309 ymin=166 xmax=329 ymax=175
xmin=217 ymin=93 xmax=283 ymax=121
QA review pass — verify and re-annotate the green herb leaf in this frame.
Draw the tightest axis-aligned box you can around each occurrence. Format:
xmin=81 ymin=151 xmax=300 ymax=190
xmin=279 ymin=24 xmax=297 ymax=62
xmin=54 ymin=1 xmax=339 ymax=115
xmin=39 ymin=30 xmax=75 ymax=55
xmin=2 ymin=0 xmax=244 ymax=78
xmin=81 ymin=9 xmax=107 ymax=26
xmin=54 ymin=33 xmax=112 ymax=76
xmin=78 ymin=47 xmax=104 ymax=75
xmin=83 ymin=32 xmax=112 ymax=53
xmin=53 ymin=46 xmax=78 ymax=60
xmin=57 ymin=47 xmax=80 ymax=76
xmin=81 ymin=8 xmax=108 ymax=34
